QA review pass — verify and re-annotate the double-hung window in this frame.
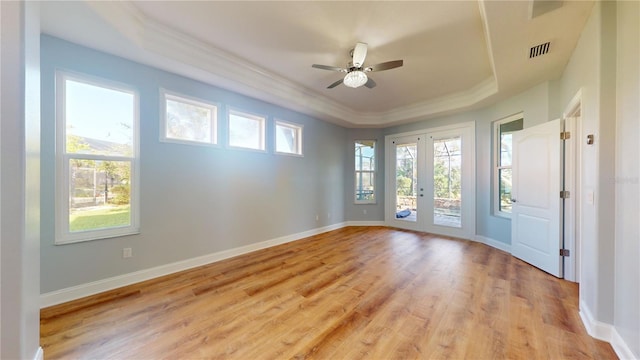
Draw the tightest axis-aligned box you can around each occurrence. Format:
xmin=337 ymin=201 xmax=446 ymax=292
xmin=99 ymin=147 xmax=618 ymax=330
xmin=355 ymin=140 xmax=376 ymax=203
xmin=494 ymin=114 xmax=523 ymax=217
xmin=56 ymin=72 xmax=139 ymax=244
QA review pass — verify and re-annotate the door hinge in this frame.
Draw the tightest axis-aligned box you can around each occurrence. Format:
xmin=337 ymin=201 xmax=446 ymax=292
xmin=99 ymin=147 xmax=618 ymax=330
xmin=560 ymin=190 xmax=570 ymax=199
xmin=560 ymin=131 xmax=571 ymax=140
xmin=560 ymin=249 xmax=570 ymax=257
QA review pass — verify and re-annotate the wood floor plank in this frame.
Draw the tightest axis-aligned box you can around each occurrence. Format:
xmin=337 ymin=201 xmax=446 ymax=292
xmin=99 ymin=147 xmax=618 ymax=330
xmin=40 ymin=226 xmax=618 ymax=359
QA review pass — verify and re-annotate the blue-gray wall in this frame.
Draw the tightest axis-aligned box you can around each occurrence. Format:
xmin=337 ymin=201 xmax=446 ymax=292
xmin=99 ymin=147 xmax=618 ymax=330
xmin=40 ymin=35 xmax=347 ymax=293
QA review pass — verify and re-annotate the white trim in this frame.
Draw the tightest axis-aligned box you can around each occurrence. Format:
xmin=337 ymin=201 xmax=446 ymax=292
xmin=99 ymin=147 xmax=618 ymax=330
xmin=226 ymin=107 xmax=267 ymax=152
xmin=384 ymin=121 xmax=476 ymax=140
xmin=579 ymin=300 xmax=637 ymax=360
xmin=34 ymin=347 xmax=44 ymax=360
xmin=562 ymin=89 xmax=583 ymax=283
xmin=563 ymin=89 xmax=583 ymax=119
xmin=274 ymin=119 xmax=303 ymax=156
xmin=354 ymin=139 xmax=377 ymax=204
xmin=474 ymin=235 xmax=512 ymax=253
xmin=55 ymin=71 xmax=141 ymax=245
xmin=159 ymin=88 xmax=219 ymax=147
xmin=610 ymin=327 xmax=638 ymax=360
xmin=492 ymin=112 xmax=524 ymax=218
xmin=83 ymin=1 xmax=499 ymax=127
xmin=41 ymin=222 xmax=347 ymax=308
xmin=345 ymin=221 xmax=386 ymax=227
xmin=384 ymin=121 xmax=476 ymax=240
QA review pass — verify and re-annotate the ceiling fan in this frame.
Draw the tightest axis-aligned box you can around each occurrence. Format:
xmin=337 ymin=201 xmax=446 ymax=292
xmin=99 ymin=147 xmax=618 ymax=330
xmin=312 ymin=42 xmax=404 ymax=89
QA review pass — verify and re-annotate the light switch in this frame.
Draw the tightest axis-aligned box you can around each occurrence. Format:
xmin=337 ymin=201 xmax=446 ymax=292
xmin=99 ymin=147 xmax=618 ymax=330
xmin=586 ymin=191 xmax=594 ymax=205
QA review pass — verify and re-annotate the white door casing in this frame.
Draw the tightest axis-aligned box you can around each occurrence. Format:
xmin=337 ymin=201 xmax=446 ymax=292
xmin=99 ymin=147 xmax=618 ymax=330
xmin=385 ymin=122 xmax=476 ymax=240
xmin=511 ymin=119 xmax=563 ymax=278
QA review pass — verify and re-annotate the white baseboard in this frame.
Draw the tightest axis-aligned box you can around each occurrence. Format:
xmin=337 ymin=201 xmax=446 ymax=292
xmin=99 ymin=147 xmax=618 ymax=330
xmin=34 ymin=347 xmax=43 ymax=360
xmin=610 ymin=327 xmax=638 ymax=360
xmin=474 ymin=235 xmax=511 ymax=253
xmin=345 ymin=221 xmax=386 ymax=226
xmin=580 ymin=300 xmax=637 ymax=360
xmin=579 ymin=300 xmax=612 ymax=340
xmin=40 ymin=222 xmax=347 ymax=308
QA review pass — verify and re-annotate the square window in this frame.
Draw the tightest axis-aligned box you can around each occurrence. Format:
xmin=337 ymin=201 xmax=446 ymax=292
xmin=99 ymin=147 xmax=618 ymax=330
xmin=162 ymin=91 xmax=217 ymax=145
xmin=275 ymin=120 xmax=303 ymax=156
xmin=228 ymin=109 xmax=266 ymax=151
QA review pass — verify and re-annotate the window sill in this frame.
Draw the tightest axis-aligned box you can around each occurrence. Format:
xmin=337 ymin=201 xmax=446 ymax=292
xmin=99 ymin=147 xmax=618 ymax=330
xmin=55 ymin=228 xmax=140 ymax=245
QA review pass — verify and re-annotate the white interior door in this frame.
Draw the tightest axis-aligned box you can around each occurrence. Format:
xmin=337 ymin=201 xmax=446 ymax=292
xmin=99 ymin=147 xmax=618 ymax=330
xmin=511 ymin=119 xmax=563 ymax=277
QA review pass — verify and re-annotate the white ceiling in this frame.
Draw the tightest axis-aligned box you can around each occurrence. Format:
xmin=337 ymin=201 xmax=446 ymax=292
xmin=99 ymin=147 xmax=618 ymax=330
xmin=40 ymin=1 xmax=594 ymax=127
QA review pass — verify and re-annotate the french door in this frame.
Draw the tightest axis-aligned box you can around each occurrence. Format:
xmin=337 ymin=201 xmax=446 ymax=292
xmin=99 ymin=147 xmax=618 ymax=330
xmin=386 ymin=123 xmax=475 ymax=239
xmin=388 ymin=135 xmax=426 ymax=232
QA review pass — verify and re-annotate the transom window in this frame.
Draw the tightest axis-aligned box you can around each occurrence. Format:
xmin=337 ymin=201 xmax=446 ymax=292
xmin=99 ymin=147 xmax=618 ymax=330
xmin=494 ymin=114 xmax=524 ymax=217
xmin=56 ymin=72 xmax=139 ymax=244
xmin=355 ymin=140 xmax=376 ymax=203
xmin=228 ymin=109 xmax=266 ymax=151
xmin=161 ymin=90 xmax=217 ymax=145
xmin=275 ymin=120 xmax=303 ymax=156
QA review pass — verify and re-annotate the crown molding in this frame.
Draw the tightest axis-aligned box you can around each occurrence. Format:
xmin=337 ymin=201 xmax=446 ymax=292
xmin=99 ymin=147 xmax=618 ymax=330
xmin=85 ymin=1 xmax=498 ymax=127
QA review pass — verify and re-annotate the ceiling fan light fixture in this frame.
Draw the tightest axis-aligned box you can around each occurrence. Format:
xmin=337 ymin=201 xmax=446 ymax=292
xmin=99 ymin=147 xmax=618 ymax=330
xmin=343 ymin=71 xmax=368 ymax=88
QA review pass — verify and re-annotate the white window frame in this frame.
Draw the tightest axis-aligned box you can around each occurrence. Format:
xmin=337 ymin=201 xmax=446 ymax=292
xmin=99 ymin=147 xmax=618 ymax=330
xmin=160 ymin=89 xmax=218 ymax=146
xmin=355 ymin=140 xmax=376 ymax=204
xmin=274 ymin=120 xmax=303 ymax=156
xmin=227 ymin=108 xmax=266 ymax=152
xmin=55 ymin=71 xmax=140 ymax=244
xmin=493 ymin=113 xmax=523 ymax=218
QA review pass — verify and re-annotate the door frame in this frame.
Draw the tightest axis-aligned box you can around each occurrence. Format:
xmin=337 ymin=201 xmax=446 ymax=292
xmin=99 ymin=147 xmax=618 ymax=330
xmin=562 ymin=90 xmax=583 ymax=282
xmin=384 ymin=121 xmax=476 ymax=240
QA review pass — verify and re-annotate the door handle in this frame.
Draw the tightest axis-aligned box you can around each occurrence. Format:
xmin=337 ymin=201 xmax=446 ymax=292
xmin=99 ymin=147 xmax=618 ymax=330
xmin=420 ymin=194 xmax=424 ymax=197
xmin=511 ymin=199 xmax=517 ymax=202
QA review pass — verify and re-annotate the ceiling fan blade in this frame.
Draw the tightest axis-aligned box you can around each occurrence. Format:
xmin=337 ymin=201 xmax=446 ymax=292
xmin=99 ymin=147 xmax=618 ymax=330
xmin=364 ymin=77 xmax=377 ymax=89
xmin=365 ymin=60 xmax=403 ymax=72
xmin=312 ymin=64 xmax=347 ymax=72
xmin=352 ymin=42 xmax=368 ymax=67
xmin=327 ymin=79 xmax=343 ymax=89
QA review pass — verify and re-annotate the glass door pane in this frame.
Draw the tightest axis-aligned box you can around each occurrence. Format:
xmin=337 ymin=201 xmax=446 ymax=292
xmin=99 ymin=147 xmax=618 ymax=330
xmin=395 ymin=141 xmax=418 ymax=222
xmin=433 ymin=136 xmax=462 ymax=228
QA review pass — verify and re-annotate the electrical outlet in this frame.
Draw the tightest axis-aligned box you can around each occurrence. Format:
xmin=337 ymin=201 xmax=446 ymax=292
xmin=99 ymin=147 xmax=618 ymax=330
xmin=363 ymin=209 xmax=367 ymax=215
xmin=123 ymin=248 xmax=132 ymax=258
xmin=315 ymin=214 xmax=319 ymax=221
xmin=327 ymin=212 xmax=331 ymax=219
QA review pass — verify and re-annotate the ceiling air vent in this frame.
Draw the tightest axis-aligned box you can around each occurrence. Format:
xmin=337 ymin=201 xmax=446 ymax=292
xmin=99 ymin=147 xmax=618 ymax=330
xmin=530 ymin=42 xmax=551 ymax=58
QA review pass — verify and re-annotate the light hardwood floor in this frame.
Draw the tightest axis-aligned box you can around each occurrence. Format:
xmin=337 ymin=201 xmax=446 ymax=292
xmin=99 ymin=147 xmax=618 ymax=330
xmin=41 ymin=227 xmax=617 ymax=359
